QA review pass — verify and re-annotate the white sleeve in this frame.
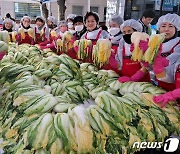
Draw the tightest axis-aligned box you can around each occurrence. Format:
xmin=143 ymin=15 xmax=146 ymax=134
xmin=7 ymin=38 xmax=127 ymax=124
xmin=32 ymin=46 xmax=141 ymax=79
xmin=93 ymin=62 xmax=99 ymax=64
xmin=158 ymin=44 xmax=180 ymax=83
xmin=115 ymin=38 xmax=124 ymax=70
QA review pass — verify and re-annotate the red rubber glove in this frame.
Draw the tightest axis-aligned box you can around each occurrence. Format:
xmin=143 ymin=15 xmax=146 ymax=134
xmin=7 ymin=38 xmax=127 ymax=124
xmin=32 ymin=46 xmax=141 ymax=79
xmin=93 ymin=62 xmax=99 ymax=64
xmin=153 ymin=88 xmax=180 ymax=108
xmin=153 ymin=55 xmax=169 ymax=74
xmin=118 ymin=70 xmax=146 ymax=83
xmin=0 ymin=51 xmax=6 ymax=60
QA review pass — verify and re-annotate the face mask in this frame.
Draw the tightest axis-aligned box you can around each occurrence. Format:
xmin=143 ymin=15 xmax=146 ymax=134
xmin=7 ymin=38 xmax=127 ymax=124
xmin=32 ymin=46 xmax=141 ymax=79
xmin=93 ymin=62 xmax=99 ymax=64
xmin=123 ymin=33 xmax=132 ymax=44
xmin=69 ymin=29 xmax=76 ymax=34
xmin=68 ymin=22 xmax=73 ymax=29
xmin=75 ymin=25 xmax=84 ymax=32
xmin=109 ymin=27 xmax=120 ymax=36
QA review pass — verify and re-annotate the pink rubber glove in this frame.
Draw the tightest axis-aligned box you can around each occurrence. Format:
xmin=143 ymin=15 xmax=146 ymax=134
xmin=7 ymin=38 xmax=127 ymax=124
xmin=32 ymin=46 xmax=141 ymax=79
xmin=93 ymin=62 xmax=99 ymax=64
xmin=39 ymin=40 xmax=49 ymax=46
xmin=153 ymin=88 xmax=180 ymax=108
xmin=130 ymin=40 xmax=148 ymax=52
xmin=139 ymin=40 xmax=149 ymax=52
xmin=153 ymin=55 xmax=169 ymax=74
xmin=130 ymin=43 xmax=134 ymax=52
xmin=118 ymin=76 xmax=131 ymax=82
xmin=131 ymin=70 xmax=146 ymax=82
xmin=0 ymin=51 xmax=6 ymax=60
xmin=109 ymin=53 xmax=118 ymax=68
xmin=141 ymin=61 xmax=149 ymax=68
xmin=47 ymin=43 xmax=55 ymax=49
xmin=118 ymin=70 xmax=146 ymax=83
xmin=40 ymin=46 xmax=47 ymax=50
xmin=74 ymin=46 xmax=79 ymax=53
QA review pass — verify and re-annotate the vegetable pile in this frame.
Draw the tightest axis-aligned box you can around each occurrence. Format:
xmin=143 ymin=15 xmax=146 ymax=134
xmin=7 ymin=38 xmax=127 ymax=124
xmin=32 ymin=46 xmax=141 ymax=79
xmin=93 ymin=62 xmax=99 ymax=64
xmin=0 ymin=43 xmax=179 ymax=154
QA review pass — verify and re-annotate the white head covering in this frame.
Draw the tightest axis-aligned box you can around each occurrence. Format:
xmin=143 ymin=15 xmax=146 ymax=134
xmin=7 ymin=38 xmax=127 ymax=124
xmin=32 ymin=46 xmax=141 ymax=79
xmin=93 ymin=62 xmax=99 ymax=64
xmin=120 ymin=19 xmax=143 ymax=32
xmin=3 ymin=18 xmax=14 ymax=26
xmin=35 ymin=16 xmax=45 ymax=23
xmin=47 ymin=16 xmax=57 ymax=25
xmin=109 ymin=15 xmax=124 ymax=26
xmin=58 ymin=20 xmax=67 ymax=27
xmin=156 ymin=13 xmax=180 ymax=31
xmin=21 ymin=16 xmax=31 ymax=23
xmin=67 ymin=14 xmax=77 ymax=20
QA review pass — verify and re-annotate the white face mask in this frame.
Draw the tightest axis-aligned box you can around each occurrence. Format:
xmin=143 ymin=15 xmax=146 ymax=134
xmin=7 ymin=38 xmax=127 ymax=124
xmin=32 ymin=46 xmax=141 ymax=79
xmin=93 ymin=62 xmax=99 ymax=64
xmin=75 ymin=25 xmax=84 ymax=32
xmin=109 ymin=27 xmax=120 ymax=36
xmin=68 ymin=22 xmax=73 ymax=29
xmin=69 ymin=29 xmax=76 ymax=34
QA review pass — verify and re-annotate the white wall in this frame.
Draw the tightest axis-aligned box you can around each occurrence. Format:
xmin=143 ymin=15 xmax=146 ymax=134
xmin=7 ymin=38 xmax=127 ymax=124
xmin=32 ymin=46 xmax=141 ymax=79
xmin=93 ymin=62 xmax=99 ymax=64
xmin=0 ymin=1 xmax=15 ymax=19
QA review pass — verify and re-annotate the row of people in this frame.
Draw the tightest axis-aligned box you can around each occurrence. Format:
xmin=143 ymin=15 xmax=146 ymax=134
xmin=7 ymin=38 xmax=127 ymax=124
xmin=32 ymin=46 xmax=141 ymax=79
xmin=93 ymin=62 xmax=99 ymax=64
xmin=1 ymin=11 xmax=180 ymax=108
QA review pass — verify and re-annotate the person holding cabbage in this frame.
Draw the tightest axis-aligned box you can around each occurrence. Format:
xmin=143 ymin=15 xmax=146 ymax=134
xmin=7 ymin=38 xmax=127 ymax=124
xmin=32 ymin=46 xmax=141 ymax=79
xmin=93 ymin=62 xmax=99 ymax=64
xmin=119 ymin=13 xmax=180 ymax=108
xmin=110 ymin=19 xmax=150 ymax=82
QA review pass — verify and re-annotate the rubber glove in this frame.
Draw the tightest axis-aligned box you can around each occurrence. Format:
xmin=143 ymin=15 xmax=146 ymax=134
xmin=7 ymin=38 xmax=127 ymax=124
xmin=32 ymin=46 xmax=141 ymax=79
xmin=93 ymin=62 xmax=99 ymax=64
xmin=118 ymin=70 xmax=146 ymax=83
xmin=153 ymin=88 xmax=180 ymax=108
xmin=139 ymin=40 xmax=149 ymax=52
xmin=74 ymin=46 xmax=79 ymax=52
xmin=153 ymin=55 xmax=169 ymax=75
xmin=130 ymin=40 xmax=148 ymax=52
xmin=0 ymin=51 xmax=6 ymax=60
xmin=109 ymin=53 xmax=118 ymax=68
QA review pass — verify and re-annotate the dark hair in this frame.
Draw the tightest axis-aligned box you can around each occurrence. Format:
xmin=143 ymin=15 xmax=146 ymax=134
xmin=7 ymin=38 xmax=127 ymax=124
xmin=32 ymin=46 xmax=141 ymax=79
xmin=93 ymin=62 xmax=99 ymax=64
xmin=36 ymin=18 xmax=44 ymax=23
xmin=142 ymin=9 xmax=155 ymax=18
xmin=73 ymin=16 xmax=83 ymax=25
xmin=84 ymin=12 xmax=99 ymax=23
xmin=6 ymin=13 xmax=11 ymax=18
xmin=100 ymin=25 xmax=108 ymax=31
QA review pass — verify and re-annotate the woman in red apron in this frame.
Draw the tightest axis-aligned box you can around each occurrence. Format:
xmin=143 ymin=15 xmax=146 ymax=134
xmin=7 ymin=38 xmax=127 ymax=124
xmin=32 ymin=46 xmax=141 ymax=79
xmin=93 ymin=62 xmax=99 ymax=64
xmin=150 ymin=13 xmax=180 ymax=108
xmin=39 ymin=16 xmax=58 ymax=46
xmin=17 ymin=16 xmax=33 ymax=45
xmin=103 ymin=15 xmax=123 ymax=73
xmin=40 ymin=20 xmax=68 ymax=54
xmin=2 ymin=18 xmax=14 ymax=42
xmin=34 ymin=16 xmax=48 ymax=44
xmin=80 ymin=11 xmax=110 ymax=63
xmin=116 ymin=19 xmax=150 ymax=82
xmin=67 ymin=16 xmax=86 ymax=59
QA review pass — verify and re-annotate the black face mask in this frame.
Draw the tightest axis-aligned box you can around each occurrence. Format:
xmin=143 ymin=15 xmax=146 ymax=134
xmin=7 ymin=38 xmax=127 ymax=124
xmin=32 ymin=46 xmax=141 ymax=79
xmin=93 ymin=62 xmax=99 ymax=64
xmin=123 ymin=33 xmax=132 ymax=44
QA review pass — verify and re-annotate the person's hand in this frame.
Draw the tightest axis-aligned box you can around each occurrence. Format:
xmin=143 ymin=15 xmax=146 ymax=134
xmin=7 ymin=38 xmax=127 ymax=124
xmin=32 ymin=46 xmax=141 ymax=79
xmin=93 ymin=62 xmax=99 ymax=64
xmin=118 ymin=76 xmax=131 ymax=83
xmin=139 ymin=40 xmax=149 ymax=52
xmin=153 ymin=89 xmax=180 ymax=108
xmin=153 ymin=55 xmax=169 ymax=74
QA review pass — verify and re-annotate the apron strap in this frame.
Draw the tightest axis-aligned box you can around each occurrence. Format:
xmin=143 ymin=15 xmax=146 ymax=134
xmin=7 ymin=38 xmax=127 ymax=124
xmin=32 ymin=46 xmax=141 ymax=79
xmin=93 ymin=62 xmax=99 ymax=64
xmin=161 ymin=40 xmax=180 ymax=57
xmin=84 ymin=29 xmax=102 ymax=40
xmin=95 ymin=29 xmax=102 ymax=40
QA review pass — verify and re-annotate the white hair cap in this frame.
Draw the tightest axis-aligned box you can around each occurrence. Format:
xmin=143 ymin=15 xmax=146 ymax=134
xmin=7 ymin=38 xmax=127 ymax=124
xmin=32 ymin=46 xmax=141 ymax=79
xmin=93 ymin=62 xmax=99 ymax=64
xmin=157 ymin=13 xmax=180 ymax=31
xmin=47 ymin=16 xmax=57 ymax=25
xmin=35 ymin=16 xmax=45 ymax=23
xmin=21 ymin=16 xmax=31 ymax=22
xmin=3 ymin=18 xmax=14 ymax=26
xmin=58 ymin=20 xmax=67 ymax=27
xmin=120 ymin=19 xmax=143 ymax=32
xmin=67 ymin=14 xmax=77 ymax=20
xmin=109 ymin=15 xmax=124 ymax=26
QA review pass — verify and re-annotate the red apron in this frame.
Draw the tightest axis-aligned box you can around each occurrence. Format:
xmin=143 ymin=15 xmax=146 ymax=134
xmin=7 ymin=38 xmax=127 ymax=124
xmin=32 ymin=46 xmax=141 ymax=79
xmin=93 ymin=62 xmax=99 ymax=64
xmin=83 ymin=29 xmax=102 ymax=63
xmin=121 ymin=46 xmax=150 ymax=82
xmin=102 ymin=44 xmax=121 ymax=74
xmin=35 ymin=27 xmax=47 ymax=44
xmin=156 ymin=41 xmax=180 ymax=91
xmin=18 ymin=32 xmax=32 ymax=45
